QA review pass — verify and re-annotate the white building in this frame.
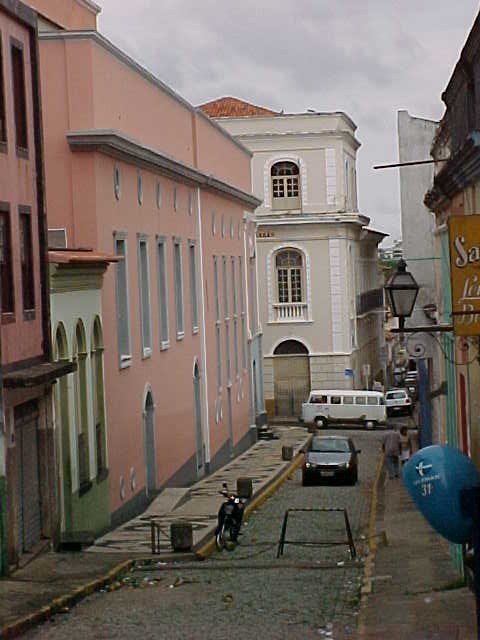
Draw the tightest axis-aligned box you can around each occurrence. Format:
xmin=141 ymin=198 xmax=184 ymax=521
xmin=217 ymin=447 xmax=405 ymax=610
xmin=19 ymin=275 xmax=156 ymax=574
xmin=201 ymin=98 xmax=386 ymax=418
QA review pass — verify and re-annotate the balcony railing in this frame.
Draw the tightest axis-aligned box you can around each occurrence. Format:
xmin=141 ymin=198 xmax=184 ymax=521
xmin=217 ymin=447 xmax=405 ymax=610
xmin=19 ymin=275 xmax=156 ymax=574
xmin=272 ymin=302 xmax=308 ymax=322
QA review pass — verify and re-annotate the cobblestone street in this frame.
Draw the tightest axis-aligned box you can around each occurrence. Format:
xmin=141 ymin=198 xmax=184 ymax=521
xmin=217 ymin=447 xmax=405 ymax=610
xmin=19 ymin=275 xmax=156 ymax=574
xmin=23 ymin=430 xmax=383 ymax=640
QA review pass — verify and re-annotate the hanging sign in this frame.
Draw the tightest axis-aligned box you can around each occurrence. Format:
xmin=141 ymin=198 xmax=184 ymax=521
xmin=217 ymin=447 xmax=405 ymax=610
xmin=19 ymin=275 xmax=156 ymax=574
xmin=403 ymin=445 xmax=480 ymax=544
xmin=449 ymin=215 xmax=480 ymax=336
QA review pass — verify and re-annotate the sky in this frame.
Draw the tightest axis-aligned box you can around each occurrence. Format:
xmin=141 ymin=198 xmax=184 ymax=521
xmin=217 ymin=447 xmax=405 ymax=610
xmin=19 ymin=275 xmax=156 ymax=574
xmin=97 ymin=1 xmax=480 ymax=246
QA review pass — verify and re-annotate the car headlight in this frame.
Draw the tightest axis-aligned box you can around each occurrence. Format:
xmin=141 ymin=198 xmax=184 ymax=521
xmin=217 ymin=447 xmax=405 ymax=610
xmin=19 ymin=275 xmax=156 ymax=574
xmin=305 ymin=462 xmax=311 ymax=469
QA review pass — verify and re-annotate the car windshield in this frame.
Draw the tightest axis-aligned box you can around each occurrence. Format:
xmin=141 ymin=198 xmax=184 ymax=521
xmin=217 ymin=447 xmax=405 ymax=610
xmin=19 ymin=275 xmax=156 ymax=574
xmin=387 ymin=391 xmax=406 ymax=399
xmin=311 ymin=437 xmax=350 ymax=453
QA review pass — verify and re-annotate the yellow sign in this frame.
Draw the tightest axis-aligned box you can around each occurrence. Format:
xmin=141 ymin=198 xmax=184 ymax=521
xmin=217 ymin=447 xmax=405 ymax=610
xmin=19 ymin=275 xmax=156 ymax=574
xmin=449 ymin=215 xmax=480 ymax=335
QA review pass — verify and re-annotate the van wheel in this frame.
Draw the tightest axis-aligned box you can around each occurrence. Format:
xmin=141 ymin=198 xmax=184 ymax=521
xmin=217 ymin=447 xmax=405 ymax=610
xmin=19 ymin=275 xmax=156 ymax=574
xmin=314 ymin=417 xmax=325 ymax=428
xmin=365 ymin=421 xmax=377 ymax=430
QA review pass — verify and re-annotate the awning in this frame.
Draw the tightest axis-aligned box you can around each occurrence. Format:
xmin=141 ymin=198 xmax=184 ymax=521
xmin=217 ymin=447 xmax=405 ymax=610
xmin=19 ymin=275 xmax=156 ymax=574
xmin=3 ymin=361 xmax=76 ymax=389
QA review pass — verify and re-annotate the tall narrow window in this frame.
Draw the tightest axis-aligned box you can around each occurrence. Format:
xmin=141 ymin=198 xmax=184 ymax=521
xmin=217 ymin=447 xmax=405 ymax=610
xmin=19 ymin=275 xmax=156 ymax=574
xmin=114 ymin=233 xmax=131 ymax=367
xmin=19 ymin=207 xmax=34 ymax=313
xmin=74 ymin=321 xmax=89 ymax=490
xmin=138 ymin=235 xmax=151 ymax=357
xmin=173 ymin=239 xmax=184 ymax=337
xmin=156 ymin=236 xmax=169 ymax=348
xmin=232 ymin=257 xmax=239 ymax=376
xmin=223 ymin=256 xmax=229 ymax=319
xmin=239 ymin=256 xmax=245 ymax=313
xmin=189 ymin=242 xmax=198 ymax=332
xmin=213 ymin=256 xmax=220 ymax=321
xmin=239 ymin=256 xmax=247 ymax=370
xmin=216 ymin=325 xmax=222 ymax=389
xmin=0 ymin=35 xmax=6 ymax=146
xmin=0 ymin=204 xmax=14 ymax=314
xmin=276 ymin=250 xmax=303 ymax=303
xmin=91 ymin=318 xmax=107 ymax=477
xmin=225 ymin=321 xmax=231 ymax=383
xmin=11 ymin=40 xmax=28 ymax=152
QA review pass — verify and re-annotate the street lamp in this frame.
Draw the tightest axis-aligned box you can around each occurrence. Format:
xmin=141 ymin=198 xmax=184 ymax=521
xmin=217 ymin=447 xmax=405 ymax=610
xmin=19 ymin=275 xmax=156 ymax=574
xmin=384 ymin=259 xmax=419 ymax=331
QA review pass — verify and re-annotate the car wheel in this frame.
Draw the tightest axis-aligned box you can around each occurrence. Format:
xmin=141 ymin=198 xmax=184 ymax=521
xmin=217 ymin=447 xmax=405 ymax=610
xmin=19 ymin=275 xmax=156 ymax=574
xmin=348 ymin=471 xmax=358 ymax=485
xmin=302 ymin=473 xmax=310 ymax=486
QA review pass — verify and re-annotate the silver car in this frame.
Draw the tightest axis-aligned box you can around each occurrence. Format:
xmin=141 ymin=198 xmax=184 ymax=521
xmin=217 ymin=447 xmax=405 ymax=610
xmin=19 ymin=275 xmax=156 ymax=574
xmin=385 ymin=388 xmax=413 ymax=417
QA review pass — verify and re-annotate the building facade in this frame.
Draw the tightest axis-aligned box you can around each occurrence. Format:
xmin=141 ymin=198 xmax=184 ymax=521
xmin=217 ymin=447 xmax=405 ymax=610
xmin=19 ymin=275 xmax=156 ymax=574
xmin=30 ymin=1 xmax=262 ymax=529
xmin=49 ymin=249 xmax=118 ymax=543
xmin=397 ymin=110 xmax=441 ymax=447
xmin=201 ymin=98 xmax=386 ymax=419
xmin=0 ymin=0 xmax=72 ymax=574
xmin=423 ymin=9 xmax=480 ymax=570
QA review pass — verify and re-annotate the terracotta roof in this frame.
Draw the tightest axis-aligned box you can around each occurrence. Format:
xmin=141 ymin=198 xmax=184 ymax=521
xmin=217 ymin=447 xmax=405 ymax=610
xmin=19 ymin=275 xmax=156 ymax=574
xmin=48 ymin=249 xmax=121 ymax=264
xmin=199 ymin=96 xmax=278 ymax=118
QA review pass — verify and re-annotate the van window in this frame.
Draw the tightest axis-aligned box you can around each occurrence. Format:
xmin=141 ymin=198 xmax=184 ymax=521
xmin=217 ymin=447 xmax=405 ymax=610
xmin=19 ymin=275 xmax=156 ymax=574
xmin=343 ymin=396 xmax=354 ymax=404
xmin=367 ymin=397 xmax=378 ymax=405
xmin=331 ymin=396 xmax=342 ymax=405
xmin=355 ymin=396 xmax=366 ymax=405
xmin=310 ymin=394 xmax=327 ymax=404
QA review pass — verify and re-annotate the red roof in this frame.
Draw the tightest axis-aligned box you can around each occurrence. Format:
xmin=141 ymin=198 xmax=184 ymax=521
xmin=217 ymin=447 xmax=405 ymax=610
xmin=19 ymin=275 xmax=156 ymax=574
xmin=199 ymin=96 xmax=278 ymax=118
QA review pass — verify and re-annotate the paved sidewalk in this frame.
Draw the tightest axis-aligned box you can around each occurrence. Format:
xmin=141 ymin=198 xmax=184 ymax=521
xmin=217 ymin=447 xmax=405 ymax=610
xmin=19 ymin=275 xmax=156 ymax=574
xmin=360 ymin=469 xmax=477 ymax=640
xmin=0 ymin=425 xmax=309 ymax=637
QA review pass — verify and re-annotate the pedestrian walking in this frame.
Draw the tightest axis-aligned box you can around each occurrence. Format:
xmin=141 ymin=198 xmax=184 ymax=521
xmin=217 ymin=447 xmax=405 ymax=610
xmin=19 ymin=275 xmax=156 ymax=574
xmin=399 ymin=426 xmax=413 ymax=466
xmin=382 ymin=429 xmax=401 ymax=479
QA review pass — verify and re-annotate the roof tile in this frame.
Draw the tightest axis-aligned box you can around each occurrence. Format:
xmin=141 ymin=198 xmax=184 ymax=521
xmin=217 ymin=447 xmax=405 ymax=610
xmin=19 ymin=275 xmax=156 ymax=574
xmin=199 ymin=96 xmax=278 ymax=118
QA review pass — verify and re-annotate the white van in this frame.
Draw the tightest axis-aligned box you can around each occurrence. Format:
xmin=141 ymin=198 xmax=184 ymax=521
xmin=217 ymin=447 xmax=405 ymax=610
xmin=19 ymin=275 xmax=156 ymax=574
xmin=301 ymin=389 xmax=386 ymax=429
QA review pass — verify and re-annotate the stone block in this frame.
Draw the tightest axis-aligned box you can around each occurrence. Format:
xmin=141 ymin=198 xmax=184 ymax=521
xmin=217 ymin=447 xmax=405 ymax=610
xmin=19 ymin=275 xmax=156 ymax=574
xmin=170 ymin=521 xmax=193 ymax=552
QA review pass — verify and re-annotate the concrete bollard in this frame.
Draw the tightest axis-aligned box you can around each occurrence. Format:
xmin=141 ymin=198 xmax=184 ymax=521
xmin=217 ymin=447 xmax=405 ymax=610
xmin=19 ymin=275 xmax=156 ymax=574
xmin=170 ymin=521 xmax=193 ymax=552
xmin=237 ymin=477 xmax=253 ymax=499
xmin=282 ymin=445 xmax=294 ymax=461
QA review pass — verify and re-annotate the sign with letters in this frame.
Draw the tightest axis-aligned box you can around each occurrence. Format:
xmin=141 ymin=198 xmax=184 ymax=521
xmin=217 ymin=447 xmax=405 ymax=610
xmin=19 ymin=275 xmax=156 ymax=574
xmin=449 ymin=215 xmax=480 ymax=335
xmin=403 ymin=445 xmax=480 ymax=544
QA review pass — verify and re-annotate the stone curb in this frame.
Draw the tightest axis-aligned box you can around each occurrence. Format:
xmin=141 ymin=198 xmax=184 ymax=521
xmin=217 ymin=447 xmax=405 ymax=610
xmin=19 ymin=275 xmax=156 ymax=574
xmin=195 ymin=452 xmax=305 ymax=559
xmin=356 ymin=452 xmax=384 ymax=638
xmin=0 ymin=558 xmax=135 ymax=639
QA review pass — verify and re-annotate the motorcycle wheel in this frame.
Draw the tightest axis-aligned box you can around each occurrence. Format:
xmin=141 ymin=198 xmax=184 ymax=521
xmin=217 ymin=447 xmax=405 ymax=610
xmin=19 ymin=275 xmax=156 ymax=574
xmin=215 ymin=523 xmax=227 ymax=551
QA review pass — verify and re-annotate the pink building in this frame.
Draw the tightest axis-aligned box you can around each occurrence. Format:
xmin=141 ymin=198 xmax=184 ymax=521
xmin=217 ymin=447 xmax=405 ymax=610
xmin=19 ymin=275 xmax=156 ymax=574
xmin=0 ymin=0 xmax=72 ymax=573
xmin=29 ymin=0 xmax=262 ymax=527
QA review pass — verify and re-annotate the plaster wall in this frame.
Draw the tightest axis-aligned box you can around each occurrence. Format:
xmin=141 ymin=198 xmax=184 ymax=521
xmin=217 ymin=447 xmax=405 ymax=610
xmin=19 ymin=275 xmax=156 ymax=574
xmin=398 ymin=110 xmax=438 ymax=329
xmin=0 ymin=9 xmax=44 ymax=363
xmin=26 ymin=0 xmax=98 ymax=30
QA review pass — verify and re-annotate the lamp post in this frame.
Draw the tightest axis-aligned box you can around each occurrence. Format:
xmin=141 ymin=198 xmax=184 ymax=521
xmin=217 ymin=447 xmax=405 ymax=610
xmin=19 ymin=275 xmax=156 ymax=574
xmin=384 ymin=259 xmax=420 ymax=331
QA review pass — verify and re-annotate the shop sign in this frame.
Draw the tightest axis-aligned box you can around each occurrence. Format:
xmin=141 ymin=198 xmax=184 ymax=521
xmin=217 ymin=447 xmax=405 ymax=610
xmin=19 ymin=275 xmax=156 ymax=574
xmin=449 ymin=215 xmax=480 ymax=336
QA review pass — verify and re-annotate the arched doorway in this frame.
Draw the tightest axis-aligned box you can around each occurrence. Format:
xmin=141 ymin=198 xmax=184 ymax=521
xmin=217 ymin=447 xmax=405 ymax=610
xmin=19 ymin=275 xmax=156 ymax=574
xmin=273 ymin=340 xmax=310 ymax=417
xmin=193 ymin=362 xmax=204 ymax=476
xmin=143 ymin=390 xmax=156 ymax=496
xmin=53 ymin=323 xmax=72 ymax=531
xmin=91 ymin=317 xmax=107 ymax=477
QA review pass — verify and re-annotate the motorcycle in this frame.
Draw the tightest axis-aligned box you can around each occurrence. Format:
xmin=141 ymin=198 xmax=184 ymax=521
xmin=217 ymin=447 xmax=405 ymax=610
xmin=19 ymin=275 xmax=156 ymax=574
xmin=215 ymin=482 xmax=245 ymax=551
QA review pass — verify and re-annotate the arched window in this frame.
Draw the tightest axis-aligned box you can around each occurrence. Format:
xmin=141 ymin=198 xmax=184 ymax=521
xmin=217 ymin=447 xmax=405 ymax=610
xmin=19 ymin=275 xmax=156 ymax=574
xmin=273 ymin=340 xmax=309 ymax=355
xmin=276 ymin=250 xmax=303 ymax=304
xmin=271 ymin=161 xmax=300 ymax=210
xmin=73 ymin=320 xmax=90 ymax=490
xmin=54 ymin=323 xmax=73 ymax=527
xmin=91 ymin=317 xmax=107 ymax=478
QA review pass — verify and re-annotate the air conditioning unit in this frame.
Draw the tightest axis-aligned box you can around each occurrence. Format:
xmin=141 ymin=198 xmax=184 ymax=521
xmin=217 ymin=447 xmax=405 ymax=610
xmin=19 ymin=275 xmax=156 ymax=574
xmin=48 ymin=228 xmax=67 ymax=249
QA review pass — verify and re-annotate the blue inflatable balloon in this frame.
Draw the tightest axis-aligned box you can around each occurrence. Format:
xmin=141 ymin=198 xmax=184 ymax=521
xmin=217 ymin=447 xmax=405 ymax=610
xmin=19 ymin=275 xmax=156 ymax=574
xmin=403 ymin=445 xmax=480 ymax=544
